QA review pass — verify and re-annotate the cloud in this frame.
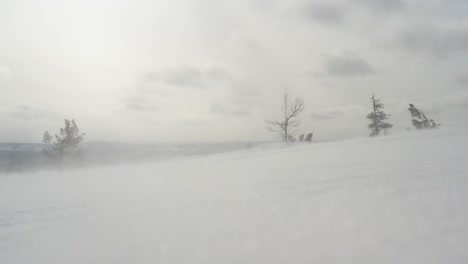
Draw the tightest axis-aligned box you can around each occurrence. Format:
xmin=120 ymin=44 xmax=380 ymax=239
xmin=299 ymin=0 xmax=405 ymax=26
xmin=2 ymin=0 xmax=467 ymax=142
xmin=123 ymin=66 xmax=259 ymax=119
xmin=416 ymin=92 xmax=468 ymax=116
xmin=125 ymin=66 xmax=234 ymax=113
xmin=355 ymin=0 xmax=405 ymax=12
xmin=251 ymin=0 xmax=279 ymax=12
xmin=210 ymin=82 xmax=260 ymax=117
xmin=304 ymin=2 xmax=345 ymax=25
xmin=310 ymin=110 xmax=344 ymax=120
xmin=139 ymin=66 xmax=233 ymax=93
xmin=8 ymin=106 xmax=51 ymax=120
xmin=210 ymin=103 xmax=252 ymax=116
xmin=394 ymin=21 xmax=468 ymax=58
xmin=310 ymin=105 xmax=367 ymax=121
xmin=324 ymin=53 xmax=375 ymax=77
xmin=142 ymin=67 xmax=204 ymax=89
xmin=456 ymin=75 xmax=468 ymax=87
xmin=125 ymin=100 xmax=158 ymax=113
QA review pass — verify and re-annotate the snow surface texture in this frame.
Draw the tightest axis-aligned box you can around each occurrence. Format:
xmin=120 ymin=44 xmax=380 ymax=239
xmin=1 ymin=127 xmax=468 ymax=264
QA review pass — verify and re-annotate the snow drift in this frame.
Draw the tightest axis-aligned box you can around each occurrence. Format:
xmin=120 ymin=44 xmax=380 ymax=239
xmin=1 ymin=127 xmax=468 ymax=264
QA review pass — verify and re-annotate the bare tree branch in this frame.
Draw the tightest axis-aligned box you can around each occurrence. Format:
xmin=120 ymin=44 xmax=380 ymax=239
xmin=265 ymin=93 xmax=305 ymax=142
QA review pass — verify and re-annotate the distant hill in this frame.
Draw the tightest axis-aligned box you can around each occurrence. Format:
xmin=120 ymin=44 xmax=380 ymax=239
xmin=0 ymin=141 xmax=268 ymax=174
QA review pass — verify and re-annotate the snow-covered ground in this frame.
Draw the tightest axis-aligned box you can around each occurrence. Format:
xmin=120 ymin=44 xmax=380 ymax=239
xmin=1 ymin=127 xmax=468 ymax=264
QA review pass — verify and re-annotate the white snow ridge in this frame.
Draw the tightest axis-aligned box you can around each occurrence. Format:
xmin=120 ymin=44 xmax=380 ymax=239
xmin=1 ymin=127 xmax=468 ymax=264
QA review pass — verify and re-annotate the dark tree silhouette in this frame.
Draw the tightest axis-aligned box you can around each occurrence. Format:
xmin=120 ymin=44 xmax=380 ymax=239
xmin=298 ymin=134 xmax=305 ymax=142
xmin=266 ymin=93 xmax=305 ymax=142
xmin=43 ymin=119 xmax=85 ymax=160
xmin=367 ymin=95 xmax=393 ymax=137
xmin=408 ymin=104 xmax=439 ymax=129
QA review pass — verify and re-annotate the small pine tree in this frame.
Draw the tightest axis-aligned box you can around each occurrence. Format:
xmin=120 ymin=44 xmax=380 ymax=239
xmin=305 ymin=133 xmax=313 ymax=142
xmin=367 ymin=95 xmax=393 ymax=137
xmin=408 ymin=104 xmax=439 ymax=129
xmin=43 ymin=119 xmax=85 ymax=161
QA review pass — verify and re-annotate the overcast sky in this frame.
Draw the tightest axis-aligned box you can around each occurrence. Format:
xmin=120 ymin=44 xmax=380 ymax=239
xmin=1 ymin=0 xmax=467 ymax=143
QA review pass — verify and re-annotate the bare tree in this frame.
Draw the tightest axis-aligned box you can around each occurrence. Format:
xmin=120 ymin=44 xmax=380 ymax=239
xmin=266 ymin=93 xmax=305 ymax=142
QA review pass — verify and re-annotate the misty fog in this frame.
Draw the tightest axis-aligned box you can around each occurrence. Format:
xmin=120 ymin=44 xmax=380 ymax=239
xmin=1 ymin=0 xmax=468 ymax=263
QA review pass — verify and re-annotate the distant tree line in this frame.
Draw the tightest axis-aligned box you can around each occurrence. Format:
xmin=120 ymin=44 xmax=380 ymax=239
xmin=37 ymin=95 xmax=442 ymax=169
xmin=364 ymin=96 xmax=440 ymax=137
xmin=266 ymin=92 xmax=441 ymax=142
xmin=364 ymin=95 xmax=439 ymax=136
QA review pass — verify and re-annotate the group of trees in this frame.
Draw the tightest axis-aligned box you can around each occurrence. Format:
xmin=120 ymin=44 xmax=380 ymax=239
xmin=365 ymin=95 xmax=440 ymax=137
xmin=265 ymin=92 xmax=440 ymax=142
xmin=41 ymin=95 xmax=441 ymax=163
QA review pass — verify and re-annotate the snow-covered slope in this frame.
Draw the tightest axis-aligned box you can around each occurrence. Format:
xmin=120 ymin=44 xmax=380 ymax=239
xmin=1 ymin=127 xmax=468 ymax=264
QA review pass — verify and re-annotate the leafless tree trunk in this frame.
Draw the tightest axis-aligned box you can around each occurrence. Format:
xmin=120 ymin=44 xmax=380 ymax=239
xmin=265 ymin=93 xmax=305 ymax=142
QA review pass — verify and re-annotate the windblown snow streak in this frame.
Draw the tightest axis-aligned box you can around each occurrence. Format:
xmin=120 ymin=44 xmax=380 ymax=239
xmin=1 ymin=127 xmax=468 ymax=263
